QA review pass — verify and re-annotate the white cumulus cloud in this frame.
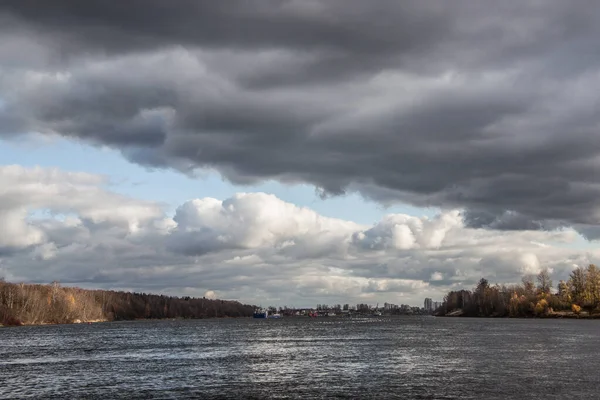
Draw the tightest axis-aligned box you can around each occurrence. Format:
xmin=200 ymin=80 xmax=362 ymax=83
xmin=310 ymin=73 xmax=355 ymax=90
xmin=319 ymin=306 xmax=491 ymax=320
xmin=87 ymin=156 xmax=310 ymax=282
xmin=1 ymin=165 xmax=598 ymax=306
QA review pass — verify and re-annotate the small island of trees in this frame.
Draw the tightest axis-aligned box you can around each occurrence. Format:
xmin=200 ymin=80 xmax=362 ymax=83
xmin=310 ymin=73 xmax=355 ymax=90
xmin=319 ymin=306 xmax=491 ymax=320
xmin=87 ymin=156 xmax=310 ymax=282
xmin=439 ymin=264 xmax=600 ymax=318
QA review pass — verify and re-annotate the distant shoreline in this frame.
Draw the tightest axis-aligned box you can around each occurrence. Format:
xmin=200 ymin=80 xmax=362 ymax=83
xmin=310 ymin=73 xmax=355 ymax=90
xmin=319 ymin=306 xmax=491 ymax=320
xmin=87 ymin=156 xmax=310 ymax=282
xmin=0 ymin=315 xmax=253 ymax=328
xmin=1 ymin=314 xmax=437 ymax=328
xmin=438 ymin=309 xmax=600 ymax=319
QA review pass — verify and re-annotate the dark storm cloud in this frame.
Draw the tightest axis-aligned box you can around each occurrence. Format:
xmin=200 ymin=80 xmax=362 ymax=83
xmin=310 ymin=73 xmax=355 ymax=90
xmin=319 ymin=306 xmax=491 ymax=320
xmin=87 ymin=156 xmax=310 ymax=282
xmin=461 ymin=210 xmax=567 ymax=231
xmin=0 ymin=1 xmax=451 ymax=59
xmin=2 ymin=1 xmax=600 ymax=235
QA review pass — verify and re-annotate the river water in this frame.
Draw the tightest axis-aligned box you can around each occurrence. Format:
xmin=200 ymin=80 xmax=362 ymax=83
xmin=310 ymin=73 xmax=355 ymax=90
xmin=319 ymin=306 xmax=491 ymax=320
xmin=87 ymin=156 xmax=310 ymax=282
xmin=1 ymin=316 xmax=599 ymax=399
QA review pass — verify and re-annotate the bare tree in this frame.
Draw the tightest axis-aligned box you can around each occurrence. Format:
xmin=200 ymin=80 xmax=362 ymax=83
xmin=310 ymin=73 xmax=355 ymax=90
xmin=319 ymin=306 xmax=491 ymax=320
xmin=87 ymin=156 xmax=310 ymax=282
xmin=536 ymin=268 xmax=553 ymax=295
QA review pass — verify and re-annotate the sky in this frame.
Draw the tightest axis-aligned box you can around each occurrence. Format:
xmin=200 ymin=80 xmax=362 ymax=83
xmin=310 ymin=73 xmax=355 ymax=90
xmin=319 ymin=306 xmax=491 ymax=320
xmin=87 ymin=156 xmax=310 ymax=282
xmin=1 ymin=1 xmax=599 ymax=307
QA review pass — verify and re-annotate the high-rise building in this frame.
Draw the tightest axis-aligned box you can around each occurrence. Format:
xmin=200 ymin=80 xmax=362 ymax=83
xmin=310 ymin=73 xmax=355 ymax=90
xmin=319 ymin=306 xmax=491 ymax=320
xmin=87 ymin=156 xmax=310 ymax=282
xmin=424 ymin=298 xmax=433 ymax=311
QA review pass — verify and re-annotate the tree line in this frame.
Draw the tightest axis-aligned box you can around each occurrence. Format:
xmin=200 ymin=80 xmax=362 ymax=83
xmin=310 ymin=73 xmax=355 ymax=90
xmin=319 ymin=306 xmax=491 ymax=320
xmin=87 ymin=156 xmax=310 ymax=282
xmin=0 ymin=279 xmax=256 ymax=326
xmin=439 ymin=264 xmax=600 ymax=318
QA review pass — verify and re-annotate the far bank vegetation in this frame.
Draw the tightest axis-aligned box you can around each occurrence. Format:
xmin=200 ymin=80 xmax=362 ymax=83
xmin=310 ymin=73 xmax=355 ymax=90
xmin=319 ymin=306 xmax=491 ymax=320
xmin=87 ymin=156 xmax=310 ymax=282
xmin=0 ymin=279 xmax=255 ymax=326
xmin=439 ymin=264 xmax=600 ymax=318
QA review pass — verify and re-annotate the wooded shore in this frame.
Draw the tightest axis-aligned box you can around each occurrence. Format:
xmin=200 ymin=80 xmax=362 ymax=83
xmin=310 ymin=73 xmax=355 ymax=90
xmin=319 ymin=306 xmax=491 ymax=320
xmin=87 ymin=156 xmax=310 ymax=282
xmin=0 ymin=280 xmax=255 ymax=327
xmin=437 ymin=265 xmax=600 ymax=319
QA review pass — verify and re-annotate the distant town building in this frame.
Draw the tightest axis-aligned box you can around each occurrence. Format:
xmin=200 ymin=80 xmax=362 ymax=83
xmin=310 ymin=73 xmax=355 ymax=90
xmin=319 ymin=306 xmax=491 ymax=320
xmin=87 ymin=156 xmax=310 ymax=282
xmin=424 ymin=298 xmax=442 ymax=312
xmin=424 ymin=298 xmax=433 ymax=311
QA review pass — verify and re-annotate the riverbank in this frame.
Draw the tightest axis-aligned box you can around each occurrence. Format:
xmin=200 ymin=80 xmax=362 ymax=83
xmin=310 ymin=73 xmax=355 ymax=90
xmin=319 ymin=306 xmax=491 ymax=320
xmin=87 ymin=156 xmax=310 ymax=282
xmin=0 ymin=316 xmax=254 ymax=328
xmin=1 ymin=318 xmax=108 ymax=328
xmin=439 ymin=309 xmax=600 ymax=319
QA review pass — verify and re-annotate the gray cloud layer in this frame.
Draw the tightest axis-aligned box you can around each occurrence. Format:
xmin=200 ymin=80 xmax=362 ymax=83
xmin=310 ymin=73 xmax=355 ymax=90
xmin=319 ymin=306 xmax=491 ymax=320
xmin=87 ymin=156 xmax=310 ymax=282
xmin=2 ymin=1 xmax=600 ymax=235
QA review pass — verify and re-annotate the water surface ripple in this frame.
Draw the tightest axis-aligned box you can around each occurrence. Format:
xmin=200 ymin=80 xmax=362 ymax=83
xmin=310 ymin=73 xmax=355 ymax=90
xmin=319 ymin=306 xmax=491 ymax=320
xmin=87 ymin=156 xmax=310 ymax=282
xmin=1 ymin=317 xmax=599 ymax=399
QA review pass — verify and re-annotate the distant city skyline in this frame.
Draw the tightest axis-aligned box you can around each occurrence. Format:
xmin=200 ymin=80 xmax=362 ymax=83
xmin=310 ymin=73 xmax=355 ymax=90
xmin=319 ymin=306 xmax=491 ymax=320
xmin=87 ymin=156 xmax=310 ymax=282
xmin=259 ymin=298 xmax=442 ymax=312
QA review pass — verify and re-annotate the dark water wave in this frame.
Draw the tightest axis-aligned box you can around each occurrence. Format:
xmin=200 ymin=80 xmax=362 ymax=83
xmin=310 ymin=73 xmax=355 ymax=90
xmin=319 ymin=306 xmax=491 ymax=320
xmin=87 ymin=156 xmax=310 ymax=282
xmin=1 ymin=317 xmax=600 ymax=399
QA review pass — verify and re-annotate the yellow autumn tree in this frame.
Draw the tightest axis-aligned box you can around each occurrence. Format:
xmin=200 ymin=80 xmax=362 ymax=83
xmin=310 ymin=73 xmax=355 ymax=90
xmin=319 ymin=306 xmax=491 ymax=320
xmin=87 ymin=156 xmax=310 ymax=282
xmin=534 ymin=299 xmax=549 ymax=316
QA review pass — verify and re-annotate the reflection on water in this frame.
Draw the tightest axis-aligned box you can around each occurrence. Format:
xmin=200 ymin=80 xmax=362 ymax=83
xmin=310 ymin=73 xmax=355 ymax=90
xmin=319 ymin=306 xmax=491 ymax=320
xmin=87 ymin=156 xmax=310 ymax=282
xmin=1 ymin=317 xmax=600 ymax=399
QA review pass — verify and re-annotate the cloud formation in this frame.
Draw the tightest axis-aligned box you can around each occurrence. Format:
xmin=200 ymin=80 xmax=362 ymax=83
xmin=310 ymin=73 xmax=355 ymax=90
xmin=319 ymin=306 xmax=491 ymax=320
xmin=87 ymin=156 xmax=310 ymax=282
xmin=1 ymin=165 xmax=597 ymax=306
xmin=1 ymin=1 xmax=600 ymax=235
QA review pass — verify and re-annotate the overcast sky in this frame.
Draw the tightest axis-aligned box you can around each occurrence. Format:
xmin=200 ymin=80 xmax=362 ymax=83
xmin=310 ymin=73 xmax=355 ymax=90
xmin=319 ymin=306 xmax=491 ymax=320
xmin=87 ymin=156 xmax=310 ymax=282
xmin=1 ymin=1 xmax=599 ymax=307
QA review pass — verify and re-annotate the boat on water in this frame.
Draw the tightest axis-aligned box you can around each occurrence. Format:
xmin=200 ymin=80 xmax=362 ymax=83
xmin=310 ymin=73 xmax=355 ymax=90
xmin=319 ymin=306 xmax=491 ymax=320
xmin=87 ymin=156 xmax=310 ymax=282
xmin=373 ymin=303 xmax=382 ymax=316
xmin=268 ymin=313 xmax=282 ymax=319
xmin=253 ymin=308 xmax=268 ymax=318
